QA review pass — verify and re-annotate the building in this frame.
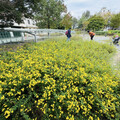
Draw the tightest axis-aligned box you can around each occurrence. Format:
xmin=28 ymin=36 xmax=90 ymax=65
xmin=0 ymin=18 xmax=38 ymax=44
xmin=0 ymin=18 xmax=38 ymax=29
xmin=12 ymin=18 xmax=38 ymax=29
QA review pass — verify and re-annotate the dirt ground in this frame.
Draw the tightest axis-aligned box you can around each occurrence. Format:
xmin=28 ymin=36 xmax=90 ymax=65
xmin=0 ymin=42 xmax=26 ymax=52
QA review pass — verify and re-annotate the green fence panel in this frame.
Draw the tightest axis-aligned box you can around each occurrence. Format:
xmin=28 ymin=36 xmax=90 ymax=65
xmin=13 ymin=31 xmax=21 ymax=37
xmin=0 ymin=31 xmax=11 ymax=39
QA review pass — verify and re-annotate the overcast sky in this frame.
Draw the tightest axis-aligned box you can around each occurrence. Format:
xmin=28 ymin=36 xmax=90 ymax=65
xmin=64 ymin=0 xmax=120 ymax=19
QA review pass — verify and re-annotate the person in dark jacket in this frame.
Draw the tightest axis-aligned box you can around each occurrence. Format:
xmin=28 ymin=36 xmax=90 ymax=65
xmin=113 ymin=35 xmax=120 ymax=45
xmin=66 ymin=28 xmax=71 ymax=41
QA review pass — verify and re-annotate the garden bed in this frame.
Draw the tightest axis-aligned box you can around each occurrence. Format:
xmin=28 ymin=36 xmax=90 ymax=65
xmin=0 ymin=36 xmax=119 ymax=120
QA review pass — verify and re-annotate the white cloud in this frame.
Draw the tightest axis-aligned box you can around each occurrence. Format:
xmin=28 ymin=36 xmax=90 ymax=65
xmin=64 ymin=0 xmax=120 ymax=18
xmin=65 ymin=0 xmax=89 ymax=4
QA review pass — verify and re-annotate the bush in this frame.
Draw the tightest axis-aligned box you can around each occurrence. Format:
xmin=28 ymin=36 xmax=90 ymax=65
xmin=0 ymin=37 xmax=119 ymax=120
xmin=95 ymin=31 xmax=108 ymax=35
xmin=96 ymin=30 xmax=120 ymax=36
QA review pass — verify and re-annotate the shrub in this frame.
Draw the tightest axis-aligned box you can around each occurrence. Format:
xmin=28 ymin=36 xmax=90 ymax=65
xmin=96 ymin=30 xmax=120 ymax=36
xmin=0 ymin=37 xmax=119 ymax=120
xmin=95 ymin=31 xmax=108 ymax=35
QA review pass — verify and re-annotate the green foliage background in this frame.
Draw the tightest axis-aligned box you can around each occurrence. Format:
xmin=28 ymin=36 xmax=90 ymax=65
xmin=35 ymin=0 xmax=65 ymax=29
xmin=110 ymin=13 xmax=120 ymax=29
xmin=87 ymin=15 xmax=105 ymax=31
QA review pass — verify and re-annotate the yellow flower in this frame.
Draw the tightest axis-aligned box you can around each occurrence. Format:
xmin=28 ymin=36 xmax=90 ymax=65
xmin=88 ymin=116 xmax=93 ymax=120
xmin=4 ymin=110 xmax=10 ymax=119
xmin=66 ymin=116 xmax=69 ymax=120
xmin=20 ymin=109 xmax=23 ymax=112
xmin=111 ymin=114 xmax=114 ymax=118
xmin=1 ymin=95 xmax=4 ymax=100
xmin=21 ymin=88 xmax=24 ymax=91
xmin=21 ymin=105 xmax=24 ymax=107
xmin=97 ymin=117 xmax=100 ymax=120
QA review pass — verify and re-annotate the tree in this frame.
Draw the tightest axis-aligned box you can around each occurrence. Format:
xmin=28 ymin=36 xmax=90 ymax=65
xmin=87 ymin=15 xmax=105 ymax=31
xmin=78 ymin=10 xmax=90 ymax=29
xmin=0 ymin=0 xmax=41 ymax=27
xmin=72 ymin=17 xmax=78 ymax=29
xmin=82 ymin=21 xmax=89 ymax=30
xmin=110 ymin=13 xmax=120 ymax=29
xmin=35 ymin=0 xmax=66 ymax=29
xmin=60 ymin=12 xmax=73 ymax=29
xmin=82 ymin=10 xmax=90 ymax=19
xmin=97 ymin=7 xmax=112 ymax=27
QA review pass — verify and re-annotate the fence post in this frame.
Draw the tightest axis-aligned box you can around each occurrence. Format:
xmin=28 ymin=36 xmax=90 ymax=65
xmin=26 ymin=32 xmax=37 ymax=42
xmin=10 ymin=32 xmax=14 ymax=37
xmin=34 ymin=34 xmax=37 ymax=42
xmin=48 ymin=32 xmax=50 ymax=38
xmin=21 ymin=32 xmax=24 ymax=41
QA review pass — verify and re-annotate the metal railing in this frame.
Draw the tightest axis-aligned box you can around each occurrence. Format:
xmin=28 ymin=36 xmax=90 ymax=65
xmin=0 ymin=28 xmax=75 ymax=44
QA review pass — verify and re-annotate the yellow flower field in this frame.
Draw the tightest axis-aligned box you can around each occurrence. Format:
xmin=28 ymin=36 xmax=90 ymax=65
xmin=0 ymin=36 xmax=119 ymax=120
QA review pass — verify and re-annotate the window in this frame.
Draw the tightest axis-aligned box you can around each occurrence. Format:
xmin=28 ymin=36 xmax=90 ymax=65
xmin=28 ymin=20 xmax=30 ymax=24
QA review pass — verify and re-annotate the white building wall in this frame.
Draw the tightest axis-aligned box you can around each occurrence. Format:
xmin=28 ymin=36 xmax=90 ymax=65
xmin=13 ymin=18 xmax=37 ymax=28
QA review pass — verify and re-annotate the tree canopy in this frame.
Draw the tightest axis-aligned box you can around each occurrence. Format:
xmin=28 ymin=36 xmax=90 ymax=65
xmin=78 ymin=10 xmax=90 ymax=29
xmin=97 ymin=7 xmax=112 ymax=28
xmin=87 ymin=15 xmax=105 ymax=31
xmin=35 ymin=0 xmax=66 ymax=29
xmin=72 ymin=17 xmax=78 ymax=29
xmin=60 ymin=13 xmax=72 ymax=29
xmin=0 ymin=0 xmax=41 ymax=27
xmin=110 ymin=13 xmax=120 ymax=29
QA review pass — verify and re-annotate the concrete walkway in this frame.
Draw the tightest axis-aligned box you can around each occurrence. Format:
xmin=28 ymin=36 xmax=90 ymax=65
xmin=80 ymin=34 xmax=120 ymax=50
xmin=80 ymin=34 xmax=111 ymax=42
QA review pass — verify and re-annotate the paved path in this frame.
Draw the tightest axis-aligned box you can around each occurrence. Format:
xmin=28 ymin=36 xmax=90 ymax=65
xmin=80 ymin=34 xmax=111 ymax=41
xmin=80 ymin=34 xmax=120 ymax=50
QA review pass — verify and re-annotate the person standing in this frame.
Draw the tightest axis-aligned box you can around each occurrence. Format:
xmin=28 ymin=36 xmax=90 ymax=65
xmin=66 ymin=28 xmax=71 ymax=42
xmin=88 ymin=30 xmax=95 ymax=40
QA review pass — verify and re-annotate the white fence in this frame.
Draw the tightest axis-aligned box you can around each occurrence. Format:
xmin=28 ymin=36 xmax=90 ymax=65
xmin=0 ymin=28 xmax=75 ymax=44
